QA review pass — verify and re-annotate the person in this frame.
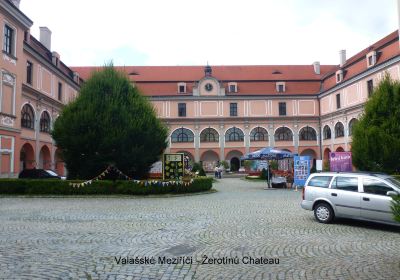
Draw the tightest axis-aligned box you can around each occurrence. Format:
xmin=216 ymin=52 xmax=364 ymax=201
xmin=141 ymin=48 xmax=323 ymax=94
xmin=218 ymin=165 xmax=223 ymax=179
xmin=214 ymin=166 xmax=219 ymax=178
xmin=267 ymin=165 xmax=273 ymax=188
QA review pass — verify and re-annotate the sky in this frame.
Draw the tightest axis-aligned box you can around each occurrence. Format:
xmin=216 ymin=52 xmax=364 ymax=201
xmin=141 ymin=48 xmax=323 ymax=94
xmin=19 ymin=0 xmax=399 ymax=67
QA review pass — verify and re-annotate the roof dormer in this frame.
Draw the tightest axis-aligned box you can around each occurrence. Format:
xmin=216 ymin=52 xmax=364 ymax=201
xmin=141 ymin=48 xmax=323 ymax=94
xmin=52 ymin=51 xmax=60 ymax=67
xmin=336 ymin=70 xmax=344 ymax=83
xmin=276 ymin=82 xmax=286 ymax=93
xmin=228 ymin=82 xmax=237 ymax=93
xmin=366 ymin=51 xmax=377 ymax=68
xmin=177 ymin=82 xmax=186 ymax=94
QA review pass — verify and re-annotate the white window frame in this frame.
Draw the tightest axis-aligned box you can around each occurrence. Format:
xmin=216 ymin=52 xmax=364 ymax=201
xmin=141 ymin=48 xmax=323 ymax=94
xmin=228 ymin=82 xmax=237 ymax=93
xmin=336 ymin=70 xmax=343 ymax=83
xmin=276 ymin=82 xmax=286 ymax=93
xmin=3 ymin=21 xmax=17 ymax=58
xmin=177 ymin=82 xmax=186 ymax=94
xmin=366 ymin=51 xmax=377 ymax=68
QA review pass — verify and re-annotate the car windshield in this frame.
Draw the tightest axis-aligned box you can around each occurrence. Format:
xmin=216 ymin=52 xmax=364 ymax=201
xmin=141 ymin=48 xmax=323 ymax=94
xmin=386 ymin=177 xmax=400 ymax=189
xmin=45 ymin=170 xmax=58 ymax=176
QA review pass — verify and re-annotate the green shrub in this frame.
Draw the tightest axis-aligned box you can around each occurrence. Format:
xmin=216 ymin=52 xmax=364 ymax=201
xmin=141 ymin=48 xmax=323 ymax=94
xmin=191 ymin=162 xmax=206 ymax=176
xmin=0 ymin=177 xmax=213 ymax=195
xmin=391 ymin=194 xmax=400 ymax=223
xmin=260 ymin=168 xmax=268 ymax=180
xmin=245 ymin=176 xmax=262 ymax=180
xmin=220 ymin=160 xmax=229 ymax=170
xmin=270 ymin=161 xmax=278 ymax=171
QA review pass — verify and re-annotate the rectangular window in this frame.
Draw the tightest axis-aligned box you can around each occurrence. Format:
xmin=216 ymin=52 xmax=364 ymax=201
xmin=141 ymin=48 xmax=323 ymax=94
xmin=58 ymin=82 xmax=63 ymax=101
xmin=278 ymin=84 xmax=284 ymax=92
xmin=179 ymin=85 xmax=185 ymax=93
xmin=229 ymin=84 xmax=236 ymax=93
xmin=332 ymin=177 xmax=359 ymax=192
xmin=368 ymin=55 xmax=373 ymax=66
xmin=336 ymin=94 xmax=341 ymax=109
xmin=3 ymin=25 xmax=14 ymax=55
xmin=367 ymin=79 xmax=373 ymax=98
xmin=178 ymin=103 xmax=186 ymax=117
xmin=278 ymin=102 xmax=286 ymax=116
xmin=230 ymin=103 xmax=238 ymax=116
xmin=26 ymin=61 xmax=33 ymax=85
xmin=363 ymin=178 xmax=394 ymax=196
xmin=307 ymin=176 xmax=333 ymax=188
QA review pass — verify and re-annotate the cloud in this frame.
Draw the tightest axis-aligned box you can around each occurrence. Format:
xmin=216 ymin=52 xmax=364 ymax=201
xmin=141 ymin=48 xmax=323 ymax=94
xmin=20 ymin=0 xmax=398 ymax=66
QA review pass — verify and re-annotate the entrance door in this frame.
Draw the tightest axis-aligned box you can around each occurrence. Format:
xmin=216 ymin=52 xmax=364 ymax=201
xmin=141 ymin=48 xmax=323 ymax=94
xmin=230 ymin=157 xmax=240 ymax=172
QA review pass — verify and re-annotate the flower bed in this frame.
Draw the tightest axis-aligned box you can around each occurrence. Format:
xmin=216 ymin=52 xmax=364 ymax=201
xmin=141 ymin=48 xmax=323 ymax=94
xmin=0 ymin=177 xmax=213 ymax=195
xmin=248 ymin=171 xmax=261 ymax=176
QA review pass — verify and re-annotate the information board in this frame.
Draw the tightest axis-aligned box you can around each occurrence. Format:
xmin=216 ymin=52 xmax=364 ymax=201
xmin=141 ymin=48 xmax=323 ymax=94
xmin=163 ymin=153 xmax=184 ymax=180
xmin=294 ymin=156 xmax=310 ymax=187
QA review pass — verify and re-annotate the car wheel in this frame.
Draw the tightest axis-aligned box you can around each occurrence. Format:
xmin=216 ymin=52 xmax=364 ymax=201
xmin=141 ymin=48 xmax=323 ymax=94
xmin=314 ymin=202 xmax=334 ymax=223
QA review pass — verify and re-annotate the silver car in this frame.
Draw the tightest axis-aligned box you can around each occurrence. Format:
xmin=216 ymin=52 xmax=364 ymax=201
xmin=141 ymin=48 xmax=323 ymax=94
xmin=301 ymin=172 xmax=400 ymax=225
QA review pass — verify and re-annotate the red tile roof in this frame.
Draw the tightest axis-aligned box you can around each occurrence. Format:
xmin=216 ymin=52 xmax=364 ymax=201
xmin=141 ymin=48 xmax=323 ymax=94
xmin=322 ymin=30 xmax=399 ymax=91
xmin=72 ymin=30 xmax=400 ymax=97
xmin=73 ymin=65 xmax=336 ymax=82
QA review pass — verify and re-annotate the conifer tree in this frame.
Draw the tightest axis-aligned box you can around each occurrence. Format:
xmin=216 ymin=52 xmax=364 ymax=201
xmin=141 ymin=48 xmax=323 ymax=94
xmin=351 ymin=74 xmax=400 ymax=174
xmin=52 ymin=65 xmax=168 ymax=179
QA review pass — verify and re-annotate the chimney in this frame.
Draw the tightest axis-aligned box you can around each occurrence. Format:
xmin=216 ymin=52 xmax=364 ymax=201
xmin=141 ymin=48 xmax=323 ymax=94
xmin=313 ymin=61 xmax=320 ymax=75
xmin=11 ymin=0 xmax=20 ymax=8
xmin=39 ymin=27 xmax=52 ymax=51
xmin=339 ymin=50 xmax=346 ymax=67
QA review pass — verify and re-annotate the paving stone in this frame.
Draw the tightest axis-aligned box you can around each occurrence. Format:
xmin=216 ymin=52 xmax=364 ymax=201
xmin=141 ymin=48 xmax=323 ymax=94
xmin=0 ymin=178 xmax=399 ymax=279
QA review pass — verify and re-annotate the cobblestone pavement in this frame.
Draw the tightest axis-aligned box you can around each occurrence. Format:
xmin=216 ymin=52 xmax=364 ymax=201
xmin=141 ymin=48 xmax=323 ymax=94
xmin=1 ymin=178 xmax=400 ymax=280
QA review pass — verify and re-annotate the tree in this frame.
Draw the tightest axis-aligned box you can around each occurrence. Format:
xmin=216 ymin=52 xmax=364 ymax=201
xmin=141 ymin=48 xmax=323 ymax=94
xmin=52 ymin=65 xmax=168 ymax=179
xmin=351 ymin=74 xmax=400 ymax=174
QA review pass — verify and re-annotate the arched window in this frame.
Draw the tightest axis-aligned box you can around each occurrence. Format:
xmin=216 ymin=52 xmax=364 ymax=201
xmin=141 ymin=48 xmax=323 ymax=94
xmin=250 ymin=127 xmax=268 ymax=141
xmin=40 ymin=111 xmax=51 ymax=133
xmin=274 ymin=127 xmax=293 ymax=141
xmin=323 ymin=125 xmax=331 ymax=140
xmin=348 ymin=119 xmax=358 ymax=136
xmin=335 ymin=122 xmax=345 ymax=138
xmin=299 ymin=126 xmax=317 ymax=141
xmin=225 ymin=127 xmax=244 ymax=142
xmin=171 ymin=128 xmax=194 ymax=143
xmin=21 ymin=104 xmax=35 ymax=129
xmin=200 ymin=128 xmax=219 ymax=142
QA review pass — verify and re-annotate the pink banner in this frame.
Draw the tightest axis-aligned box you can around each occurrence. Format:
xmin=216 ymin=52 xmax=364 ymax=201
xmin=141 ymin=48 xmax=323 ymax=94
xmin=329 ymin=152 xmax=352 ymax=172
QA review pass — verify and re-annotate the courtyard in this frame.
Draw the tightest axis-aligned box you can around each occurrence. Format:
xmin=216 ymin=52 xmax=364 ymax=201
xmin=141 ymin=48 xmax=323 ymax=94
xmin=0 ymin=178 xmax=399 ymax=280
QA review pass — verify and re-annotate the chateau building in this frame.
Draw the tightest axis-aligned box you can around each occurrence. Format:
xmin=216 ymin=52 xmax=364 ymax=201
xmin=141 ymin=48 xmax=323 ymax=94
xmin=1 ymin=0 xmax=399 ymax=176
xmin=74 ymin=31 xmax=400 ymax=171
xmin=0 ymin=0 xmax=80 ymax=177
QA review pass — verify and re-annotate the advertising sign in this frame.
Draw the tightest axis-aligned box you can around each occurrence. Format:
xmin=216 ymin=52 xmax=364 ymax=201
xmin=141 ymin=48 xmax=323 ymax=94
xmin=294 ymin=156 xmax=310 ymax=187
xmin=163 ymin=153 xmax=184 ymax=180
xmin=329 ymin=152 xmax=352 ymax=172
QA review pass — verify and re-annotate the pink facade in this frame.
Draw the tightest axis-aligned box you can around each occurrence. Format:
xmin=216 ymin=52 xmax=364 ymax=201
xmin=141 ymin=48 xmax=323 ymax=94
xmin=0 ymin=1 xmax=80 ymax=177
xmin=74 ymin=33 xmax=400 ymax=172
xmin=76 ymin=30 xmax=400 ymax=172
xmin=2 ymin=1 xmax=400 ymax=175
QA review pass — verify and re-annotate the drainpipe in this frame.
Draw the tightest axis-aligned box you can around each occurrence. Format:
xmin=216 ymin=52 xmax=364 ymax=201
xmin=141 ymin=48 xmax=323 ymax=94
xmin=318 ymin=93 xmax=323 ymax=161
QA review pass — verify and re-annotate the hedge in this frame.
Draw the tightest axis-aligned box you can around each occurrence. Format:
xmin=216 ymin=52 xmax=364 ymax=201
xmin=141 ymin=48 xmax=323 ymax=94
xmin=0 ymin=177 xmax=213 ymax=195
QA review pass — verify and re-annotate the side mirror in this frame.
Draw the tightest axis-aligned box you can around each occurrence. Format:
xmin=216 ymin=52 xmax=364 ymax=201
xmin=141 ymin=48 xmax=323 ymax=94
xmin=386 ymin=191 xmax=399 ymax=197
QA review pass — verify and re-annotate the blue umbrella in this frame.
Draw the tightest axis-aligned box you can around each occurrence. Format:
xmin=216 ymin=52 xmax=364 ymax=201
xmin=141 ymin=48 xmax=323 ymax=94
xmin=241 ymin=147 xmax=294 ymax=160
